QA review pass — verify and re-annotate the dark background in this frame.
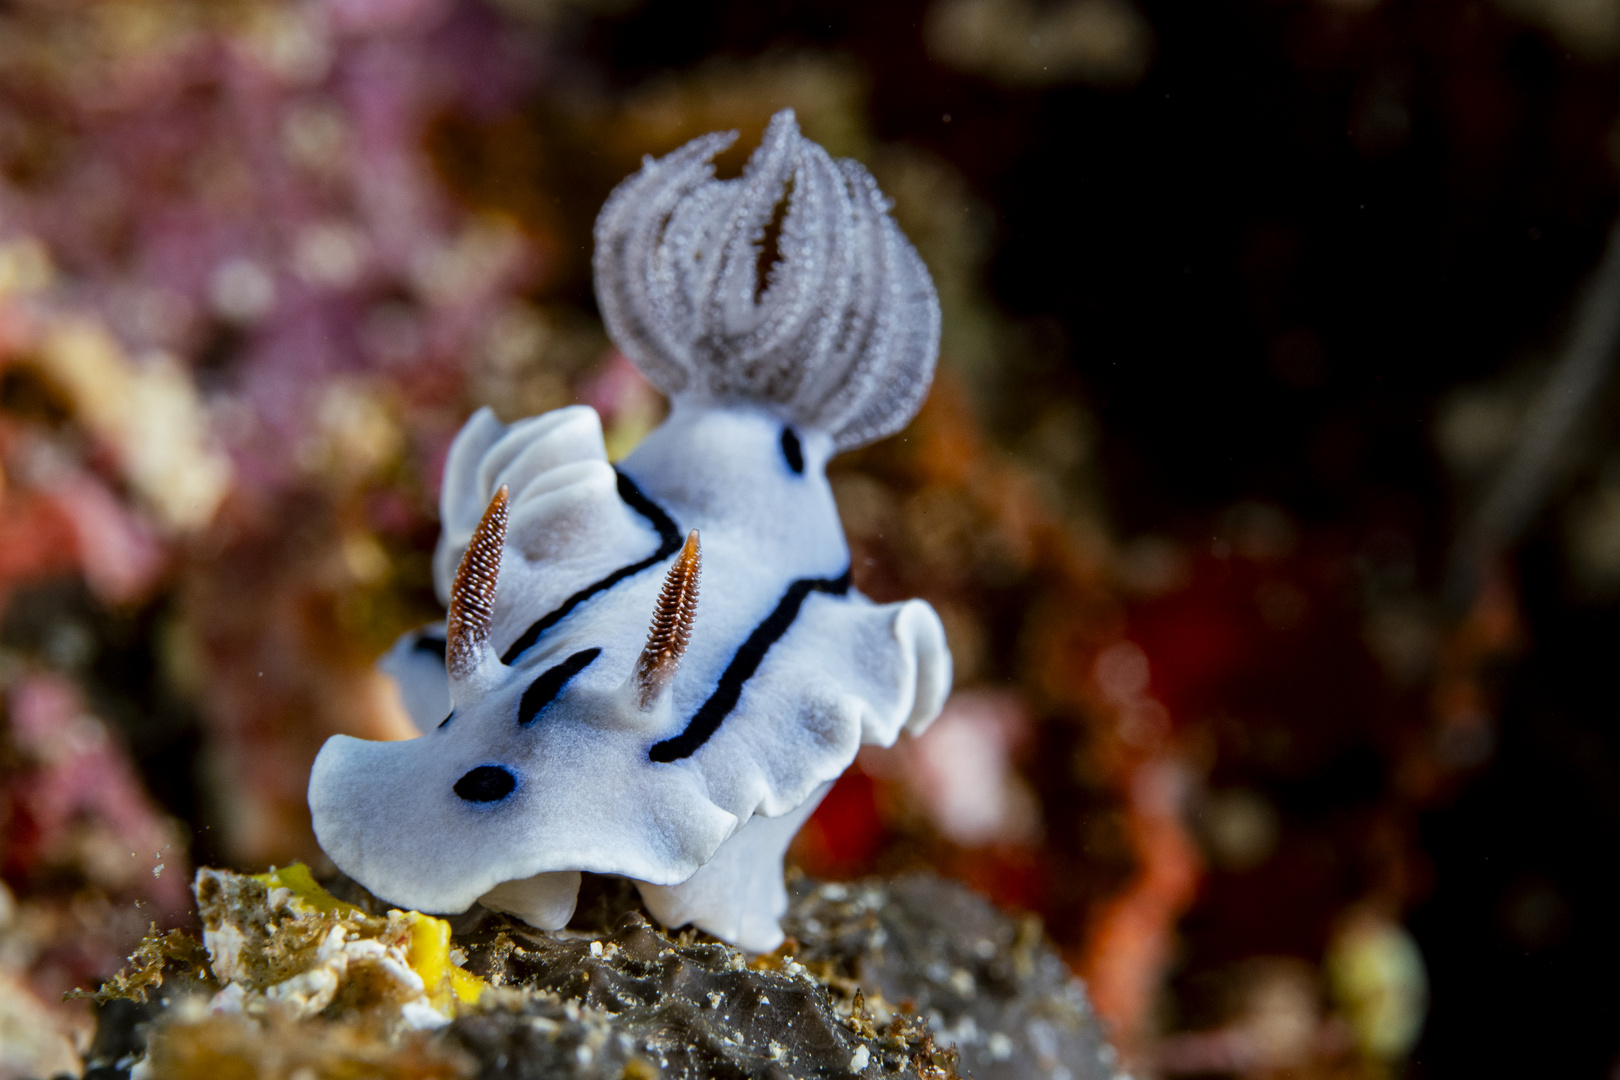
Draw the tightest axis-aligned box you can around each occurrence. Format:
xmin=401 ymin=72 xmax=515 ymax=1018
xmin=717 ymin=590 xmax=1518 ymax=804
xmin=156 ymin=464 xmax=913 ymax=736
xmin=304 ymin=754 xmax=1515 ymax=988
xmin=567 ymin=1 xmax=1620 ymax=1073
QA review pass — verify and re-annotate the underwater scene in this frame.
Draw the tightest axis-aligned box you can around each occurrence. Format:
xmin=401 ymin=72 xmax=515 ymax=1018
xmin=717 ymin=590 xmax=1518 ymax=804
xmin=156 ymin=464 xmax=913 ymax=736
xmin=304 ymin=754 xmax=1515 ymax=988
xmin=0 ymin=0 xmax=1617 ymax=1076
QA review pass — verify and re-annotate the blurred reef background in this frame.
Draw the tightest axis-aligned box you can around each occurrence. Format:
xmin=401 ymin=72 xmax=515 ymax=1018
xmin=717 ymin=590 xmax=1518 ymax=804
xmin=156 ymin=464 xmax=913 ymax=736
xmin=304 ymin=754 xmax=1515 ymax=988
xmin=1 ymin=0 xmax=1618 ymax=1075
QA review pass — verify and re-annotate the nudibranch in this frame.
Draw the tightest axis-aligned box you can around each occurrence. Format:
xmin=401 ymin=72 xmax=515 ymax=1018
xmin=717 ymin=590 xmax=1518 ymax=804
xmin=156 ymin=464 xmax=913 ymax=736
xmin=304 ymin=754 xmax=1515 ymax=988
xmin=308 ymin=110 xmax=952 ymax=952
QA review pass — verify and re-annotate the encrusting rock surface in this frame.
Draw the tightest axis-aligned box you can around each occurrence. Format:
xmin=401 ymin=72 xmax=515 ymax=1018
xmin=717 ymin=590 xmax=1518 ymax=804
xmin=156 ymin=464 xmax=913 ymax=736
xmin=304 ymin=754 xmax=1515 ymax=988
xmin=73 ymin=867 xmax=1120 ymax=1080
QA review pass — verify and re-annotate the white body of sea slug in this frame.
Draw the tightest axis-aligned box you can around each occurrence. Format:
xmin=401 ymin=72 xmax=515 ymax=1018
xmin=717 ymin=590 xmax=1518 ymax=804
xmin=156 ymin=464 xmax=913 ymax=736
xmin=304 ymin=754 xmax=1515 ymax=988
xmin=308 ymin=110 xmax=952 ymax=952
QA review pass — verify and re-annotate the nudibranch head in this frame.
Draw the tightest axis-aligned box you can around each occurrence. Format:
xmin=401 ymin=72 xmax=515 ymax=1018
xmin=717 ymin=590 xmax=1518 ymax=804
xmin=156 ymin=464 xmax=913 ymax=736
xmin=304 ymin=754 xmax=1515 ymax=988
xmin=311 ymin=494 xmax=739 ymax=921
xmin=310 ymin=114 xmax=952 ymax=951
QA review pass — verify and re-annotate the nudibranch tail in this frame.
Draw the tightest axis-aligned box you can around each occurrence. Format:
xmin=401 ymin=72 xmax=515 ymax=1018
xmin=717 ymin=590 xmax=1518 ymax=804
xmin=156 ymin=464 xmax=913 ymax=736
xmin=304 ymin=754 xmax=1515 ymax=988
xmin=633 ymin=529 xmax=701 ymax=710
xmin=446 ymin=485 xmax=509 ymax=684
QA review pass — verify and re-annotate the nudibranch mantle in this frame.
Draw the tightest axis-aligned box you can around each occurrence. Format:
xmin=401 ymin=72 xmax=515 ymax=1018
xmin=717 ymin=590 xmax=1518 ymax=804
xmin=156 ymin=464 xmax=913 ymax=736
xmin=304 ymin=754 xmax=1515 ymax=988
xmin=309 ymin=111 xmax=951 ymax=952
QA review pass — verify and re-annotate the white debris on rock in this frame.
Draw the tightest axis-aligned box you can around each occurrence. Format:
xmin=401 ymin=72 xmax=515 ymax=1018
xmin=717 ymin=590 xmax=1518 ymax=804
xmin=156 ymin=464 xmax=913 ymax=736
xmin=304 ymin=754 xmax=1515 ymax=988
xmin=193 ymin=867 xmax=465 ymax=1031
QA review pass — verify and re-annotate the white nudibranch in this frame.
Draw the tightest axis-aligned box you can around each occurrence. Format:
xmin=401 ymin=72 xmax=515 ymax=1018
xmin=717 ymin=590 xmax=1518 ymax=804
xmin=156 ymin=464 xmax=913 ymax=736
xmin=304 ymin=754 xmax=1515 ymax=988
xmin=308 ymin=110 xmax=952 ymax=952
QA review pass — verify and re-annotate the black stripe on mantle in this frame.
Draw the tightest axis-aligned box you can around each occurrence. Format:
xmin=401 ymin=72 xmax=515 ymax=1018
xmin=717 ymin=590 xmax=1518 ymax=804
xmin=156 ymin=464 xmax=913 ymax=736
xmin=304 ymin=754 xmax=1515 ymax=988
xmin=649 ymin=569 xmax=852 ymax=763
xmin=499 ymin=470 xmax=682 ymax=665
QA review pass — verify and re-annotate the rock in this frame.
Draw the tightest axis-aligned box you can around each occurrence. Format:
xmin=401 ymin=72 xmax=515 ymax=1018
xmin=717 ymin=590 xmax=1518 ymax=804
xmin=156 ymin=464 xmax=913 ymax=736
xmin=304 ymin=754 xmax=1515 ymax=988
xmin=785 ymin=876 xmax=1118 ymax=1080
xmin=447 ymin=908 xmax=954 ymax=1079
xmin=79 ymin=868 xmax=1117 ymax=1080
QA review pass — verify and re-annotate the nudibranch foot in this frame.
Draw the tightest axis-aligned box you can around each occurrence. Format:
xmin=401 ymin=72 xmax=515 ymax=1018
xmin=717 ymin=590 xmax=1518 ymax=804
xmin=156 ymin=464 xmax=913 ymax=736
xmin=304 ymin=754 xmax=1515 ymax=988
xmin=636 ymin=782 xmax=832 ymax=954
xmin=479 ymin=870 xmax=582 ymax=931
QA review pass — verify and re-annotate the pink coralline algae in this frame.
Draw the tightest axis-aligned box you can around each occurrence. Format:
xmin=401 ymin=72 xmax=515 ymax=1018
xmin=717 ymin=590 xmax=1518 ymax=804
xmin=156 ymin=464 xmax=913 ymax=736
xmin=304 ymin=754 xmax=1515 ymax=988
xmin=0 ymin=0 xmax=542 ymax=498
xmin=0 ymin=0 xmax=565 ymax=870
xmin=0 ymin=6 xmax=553 ymax=1072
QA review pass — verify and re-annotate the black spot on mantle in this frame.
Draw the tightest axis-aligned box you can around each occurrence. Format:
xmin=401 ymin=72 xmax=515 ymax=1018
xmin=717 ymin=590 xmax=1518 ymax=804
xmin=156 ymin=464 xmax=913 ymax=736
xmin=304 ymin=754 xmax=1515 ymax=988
xmin=455 ymin=764 xmax=516 ymax=803
xmin=780 ymin=425 xmax=805 ymax=474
